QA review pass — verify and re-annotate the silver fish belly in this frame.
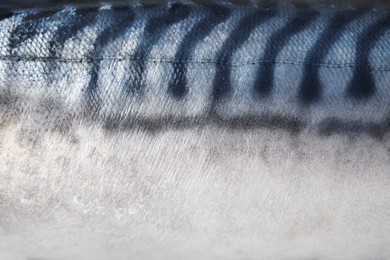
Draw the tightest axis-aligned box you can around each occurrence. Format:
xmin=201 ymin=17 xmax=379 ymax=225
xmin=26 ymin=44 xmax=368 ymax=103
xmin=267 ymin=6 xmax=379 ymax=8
xmin=0 ymin=2 xmax=390 ymax=259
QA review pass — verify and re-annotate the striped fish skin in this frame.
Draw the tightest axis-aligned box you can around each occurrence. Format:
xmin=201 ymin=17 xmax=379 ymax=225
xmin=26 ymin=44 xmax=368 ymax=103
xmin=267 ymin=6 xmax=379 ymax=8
xmin=0 ymin=2 xmax=390 ymax=137
xmin=1 ymin=2 xmax=390 ymax=259
xmin=3 ymin=0 xmax=390 ymax=10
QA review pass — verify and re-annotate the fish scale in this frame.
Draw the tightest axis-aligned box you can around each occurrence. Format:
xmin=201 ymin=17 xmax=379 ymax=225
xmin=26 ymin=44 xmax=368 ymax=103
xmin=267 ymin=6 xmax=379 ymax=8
xmin=0 ymin=2 xmax=389 ymax=137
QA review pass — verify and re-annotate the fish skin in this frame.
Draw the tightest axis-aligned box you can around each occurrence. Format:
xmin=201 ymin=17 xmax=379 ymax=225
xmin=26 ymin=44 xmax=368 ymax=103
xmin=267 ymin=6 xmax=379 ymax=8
xmin=0 ymin=2 xmax=390 ymax=137
xmin=2 ymin=0 xmax=390 ymax=10
xmin=0 ymin=1 xmax=390 ymax=259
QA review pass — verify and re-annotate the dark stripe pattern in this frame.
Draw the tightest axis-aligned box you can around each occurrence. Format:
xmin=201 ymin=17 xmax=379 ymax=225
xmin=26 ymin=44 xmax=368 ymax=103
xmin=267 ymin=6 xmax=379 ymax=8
xmin=1 ymin=4 xmax=389 ymax=109
xmin=124 ymin=3 xmax=191 ymax=95
xmin=298 ymin=9 xmax=366 ymax=105
xmin=254 ymin=8 xmax=318 ymax=98
xmin=8 ymin=10 xmax=59 ymax=54
xmin=1 ymin=4 xmax=390 ymax=137
xmin=48 ymin=8 xmax=99 ymax=58
xmin=347 ymin=15 xmax=390 ymax=100
xmin=86 ymin=7 xmax=135 ymax=109
xmin=211 ymin=8 xmax=275 ymax=105
xmin=167 ymin=6 xmax=230 ymax=100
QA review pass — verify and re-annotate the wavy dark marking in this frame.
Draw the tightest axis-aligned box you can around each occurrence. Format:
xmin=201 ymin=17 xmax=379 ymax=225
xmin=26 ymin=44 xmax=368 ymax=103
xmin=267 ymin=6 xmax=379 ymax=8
xmin=94 ymin=101 xmax=390 ymax=138
xmin=167 ymin=6 xmax=230 ymax=100
xmin=48 ymin=8 xmax=99 ymax=58
xmin=99 ymin=112 xmax=390 ymax=139
xmin=254 ymin=8 xmax=318 ymax=97
xmin=8 ymin=10 xmax=59 ymax=53
xmin=347 ymin=15 xmax=390 ymax=100
xmin=318 ymin=117 xmax=390 ymax=140
xmin=211 ymin=8 xmax=275 ymax=105
xmin=125 ymin=3 xmax=191 ymax=94
xmin=102 ymin=114 xmax=303 ymax=135
xmin=85 ymin=7 xmax=135 ymax=115
xmin=298 ymin=9 xmax=366 ymax=105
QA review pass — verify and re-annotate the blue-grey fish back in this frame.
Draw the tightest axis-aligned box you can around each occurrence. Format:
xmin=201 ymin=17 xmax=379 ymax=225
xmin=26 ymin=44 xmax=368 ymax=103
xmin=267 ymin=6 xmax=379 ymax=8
xmin=0 ymin=2 xmax=390 ymax=137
